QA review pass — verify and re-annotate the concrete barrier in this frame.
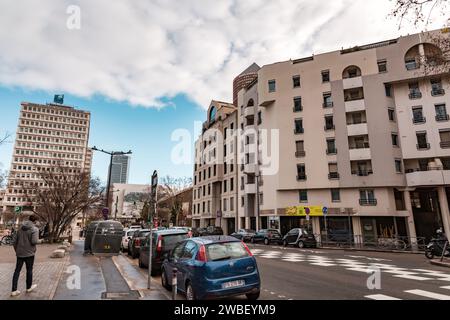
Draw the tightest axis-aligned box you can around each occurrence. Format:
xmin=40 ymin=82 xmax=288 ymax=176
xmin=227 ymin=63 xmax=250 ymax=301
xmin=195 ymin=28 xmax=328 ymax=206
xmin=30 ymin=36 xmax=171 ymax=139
xmin=50 ymin=249 xmax=66 ymax=258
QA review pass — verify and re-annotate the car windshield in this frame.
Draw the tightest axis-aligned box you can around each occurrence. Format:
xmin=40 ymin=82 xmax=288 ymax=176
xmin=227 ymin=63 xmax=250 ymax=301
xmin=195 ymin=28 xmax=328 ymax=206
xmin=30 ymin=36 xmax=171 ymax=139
xmin=139 ymin=231 xmax=150 ymax=237
xmin=244 ymin=229 xmax=254 ymax=233
xmin=268 ymin=230 xmax=281 ymax=236
xmin=206 ymin=242 xmax=250 ymax=261
xmin=161 ymin=234 xmax=188 ymax=248
xmin=300 ymin=229 xmax=309 ymax=235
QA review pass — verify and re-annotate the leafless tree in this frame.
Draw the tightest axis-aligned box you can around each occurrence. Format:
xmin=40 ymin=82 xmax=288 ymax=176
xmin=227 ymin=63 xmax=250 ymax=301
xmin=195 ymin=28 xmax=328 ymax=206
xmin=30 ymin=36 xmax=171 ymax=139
xmin=0 ymin=169 xmax=8 ymax=188
xmin=0 ymin=131 xmax=12 ymax=146
xmin=25 ymin=162 xmax=104 ymax=243
xmin=156 ymin=175 xmax=192 ymax=226
xmin=391 ymin=0 xmax=448 ymax=28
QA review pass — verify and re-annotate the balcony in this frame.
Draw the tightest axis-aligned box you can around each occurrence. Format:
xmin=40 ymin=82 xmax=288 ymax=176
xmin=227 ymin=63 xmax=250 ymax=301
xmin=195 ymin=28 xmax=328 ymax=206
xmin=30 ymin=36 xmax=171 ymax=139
xmin=294 ymin=128 xmax=304 ymax=134
xmin=406 ymin=168 xmax=450 ymax=186
xmin=412 ymin=116 xmax=426 ymax=124
xmin=245 ymin=183 xmax=256 ymax=194
xmin=328 ymin=172 xmax=340 ymax=180
xmin=324 ymin=124 xmax=335 ymax=131
xmin=436 ymin=114 xmax=449 ymax=122
xmin=432 ymin=88 xmax=445 ymax=96
xmin=244 ymin=107 xmax=255 ymax=117
xmin=416 ymin=143 xmax=430 ymax=150
xmin=295 ymin=150 xmax=306 ymax=158
xmin=345 ymin=99 xmax=366 ymax=113
xmin=326 ymin=148 xmax=337 ymax=155
xmin=343 ymin=76 xmax=363 ymax=90
xmin=349 ymin=147 xmax=371 ymax=161
xmin=359 ymin=199 xmax=377 ymax=206
xmin=409 ymin=91 xmax=422 ymax=99
xmin=296 ymin=173 xmax=307 ymax=181
xmin=244 ymin=163 xmax=256 ymax=174
xmin=352 ymin=170 xmax=373 ymax=176
xmin=323 ymin=101 xmax=334 ymax=108
xmin=347 ymin=123 xmax=368 ymax=136
xmin=441 ymin=141 xmax=450 ymax=148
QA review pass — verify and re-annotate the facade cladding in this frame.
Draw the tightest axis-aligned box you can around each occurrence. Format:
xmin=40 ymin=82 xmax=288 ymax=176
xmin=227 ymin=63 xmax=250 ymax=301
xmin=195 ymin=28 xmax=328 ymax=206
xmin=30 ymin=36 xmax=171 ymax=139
xmin=109 ymin=154 xmax=130 ymax=184
xmin=233 ymin=63 xmax=260 ymax=106
xmin=193 ymin=29 xmax=450 ymax=244
xmin=1 ymin=102 xmax=92 ymax=218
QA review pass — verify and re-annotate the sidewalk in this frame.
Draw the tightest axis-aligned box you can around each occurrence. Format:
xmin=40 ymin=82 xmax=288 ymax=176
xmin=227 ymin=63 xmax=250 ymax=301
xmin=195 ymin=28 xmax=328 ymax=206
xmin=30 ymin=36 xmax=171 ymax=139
xmin=0 ymin=243 xmax=69 ymax=300
xmin=430 ymin=258 xmax=450 ymax=268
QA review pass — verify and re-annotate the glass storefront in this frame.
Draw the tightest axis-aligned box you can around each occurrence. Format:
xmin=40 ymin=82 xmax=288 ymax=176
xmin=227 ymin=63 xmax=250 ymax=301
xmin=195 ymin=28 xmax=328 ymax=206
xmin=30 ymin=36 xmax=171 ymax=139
xmin=319 ymin=216 xmax=353 ymax=243
xmin=280 ymin=216 xmax=311 ymax=235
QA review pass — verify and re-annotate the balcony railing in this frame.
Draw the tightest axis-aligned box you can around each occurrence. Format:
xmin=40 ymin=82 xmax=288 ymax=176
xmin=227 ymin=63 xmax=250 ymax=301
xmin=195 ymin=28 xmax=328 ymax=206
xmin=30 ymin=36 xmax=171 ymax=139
xmin=328 ymin=172 xmax=340 ymax=180
xmin=344 ymin=95 xmax=364 ymax=102
xmin=326 ymin=148 xmax=337 ymax=155
xmin=295 ymin=150 xmax=306 ymax=157
xmin=352 ymin=170 xmax=373 ymax=176
xmin=405 ymin=61 xmax=419 ymax=70
xmin=409 ymin=91 xmax=422 ymax=99
xmin=440 ymin=141 xmax=450 ymax=149
xmin=416 ymin=143 xmax=431 ymax=150
xmin=296 ymin=173 xmax=307 ymax=181
xmin=406 ymin=167 xmax=442 ymax=173
xmin=431 ymin=88 xmax=445 ymax=96
xmin=350 ymin=142 xmax=370 ymax=149
xmin=324 ymin=124 xmax=335 ymax=131
xmin=323 ymin=101 xmax=334 ymax=108
xmin=436 ymin=114 xmax=449 ymax=122
xmin=412 ymin=116 xmax=426 ymax=124
xmin=294 ymin=128 xmax=304 ymax=134
xmin=359 ymin=198 xmax=377 ymax=206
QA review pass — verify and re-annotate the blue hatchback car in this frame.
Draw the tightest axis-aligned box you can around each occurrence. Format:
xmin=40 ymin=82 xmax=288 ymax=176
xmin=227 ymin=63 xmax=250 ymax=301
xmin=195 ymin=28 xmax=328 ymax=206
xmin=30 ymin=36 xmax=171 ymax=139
xmin=161 ymin=236 xmax=260 ymax=300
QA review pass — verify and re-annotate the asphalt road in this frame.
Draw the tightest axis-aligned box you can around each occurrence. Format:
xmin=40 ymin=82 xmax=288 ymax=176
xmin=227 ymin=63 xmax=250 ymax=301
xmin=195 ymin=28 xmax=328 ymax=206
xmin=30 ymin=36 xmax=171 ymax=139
xmin=249 ymin=243 xmax=450 ymax=300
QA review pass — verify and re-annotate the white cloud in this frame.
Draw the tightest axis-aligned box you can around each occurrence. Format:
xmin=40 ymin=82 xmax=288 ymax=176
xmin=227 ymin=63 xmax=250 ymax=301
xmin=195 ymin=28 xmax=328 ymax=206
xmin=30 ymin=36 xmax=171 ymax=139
xmin=0 ymin=0 xmax=446 ymax=109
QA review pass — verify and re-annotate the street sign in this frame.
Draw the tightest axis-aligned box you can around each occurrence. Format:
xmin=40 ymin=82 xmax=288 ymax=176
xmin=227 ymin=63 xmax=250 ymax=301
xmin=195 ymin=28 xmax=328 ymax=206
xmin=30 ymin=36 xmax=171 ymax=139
xmin=14 ymin=206 xmax=22 ymax=215
xmin=322 ymin=207 xmax=328 ymax=215
xmin=102 ymin=207 xmax=109 ymax=220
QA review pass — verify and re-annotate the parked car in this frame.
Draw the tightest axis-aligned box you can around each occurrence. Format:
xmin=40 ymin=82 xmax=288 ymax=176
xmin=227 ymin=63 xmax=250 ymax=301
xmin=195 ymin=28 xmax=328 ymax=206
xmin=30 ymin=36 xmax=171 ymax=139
xmin=139 ymin=229 xmax=189 ymax=276
xmin=171 ymin=226 xmax=193 ymax=237
xmin=230 ymin=229 xmax=256 ymax=242
xmin=128 ymin=229 xmax=151 ymax=259
xmin=250 ymin=229 xmax=282 ymax=245
xmin=121 ymin=229 xmax=137 ymax=252
xmin=282 ymin=228 xmax=317 ymax=248
xmin=161 ymin=236 xmax=260 ymax=300
xmin=191 ymin=227 xmax=206 ymax=237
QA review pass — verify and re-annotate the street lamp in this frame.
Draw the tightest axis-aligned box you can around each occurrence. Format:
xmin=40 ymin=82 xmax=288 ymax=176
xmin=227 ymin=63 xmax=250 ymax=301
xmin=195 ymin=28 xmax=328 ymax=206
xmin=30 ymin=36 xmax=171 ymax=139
xmin=91 ymin=146 xmax=132 ymax=219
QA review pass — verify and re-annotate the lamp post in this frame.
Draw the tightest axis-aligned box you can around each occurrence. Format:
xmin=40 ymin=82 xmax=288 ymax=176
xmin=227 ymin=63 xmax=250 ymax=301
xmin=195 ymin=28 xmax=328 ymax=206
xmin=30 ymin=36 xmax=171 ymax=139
xmin=91 ymin=147 xmax=132 ymax=218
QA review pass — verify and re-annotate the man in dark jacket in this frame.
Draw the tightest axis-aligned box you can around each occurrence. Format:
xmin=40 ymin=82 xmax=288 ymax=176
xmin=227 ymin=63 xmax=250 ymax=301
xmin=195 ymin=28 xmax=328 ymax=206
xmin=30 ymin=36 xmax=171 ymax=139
xmin=11 ymin=215 xmax=39 ymax=297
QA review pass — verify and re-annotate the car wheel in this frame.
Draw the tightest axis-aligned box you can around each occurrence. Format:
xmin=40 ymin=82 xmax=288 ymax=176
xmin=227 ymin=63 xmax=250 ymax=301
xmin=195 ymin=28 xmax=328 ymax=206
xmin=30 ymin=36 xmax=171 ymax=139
xmin=161 ymin=269 xmax=172 ymax=291
xmin=264 ymin=238 xmax=269 ymax=245
xmin=283 ymin=240 xmax=288 ymax=247
xmin=185 ymin=282 xmax=196 ymax=301
xmin=297 ymin=241 xmax=305 ymax=249
xmin=246 ymin=290 xmax=260 ymax=300
xmin=425 ymin=250 xmax=434 ymax=260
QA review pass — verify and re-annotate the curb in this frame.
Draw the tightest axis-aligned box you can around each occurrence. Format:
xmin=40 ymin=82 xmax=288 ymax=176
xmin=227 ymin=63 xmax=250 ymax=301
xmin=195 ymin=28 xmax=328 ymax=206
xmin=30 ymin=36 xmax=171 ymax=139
xmin=430 ymin=259 xmax=450 ymax=268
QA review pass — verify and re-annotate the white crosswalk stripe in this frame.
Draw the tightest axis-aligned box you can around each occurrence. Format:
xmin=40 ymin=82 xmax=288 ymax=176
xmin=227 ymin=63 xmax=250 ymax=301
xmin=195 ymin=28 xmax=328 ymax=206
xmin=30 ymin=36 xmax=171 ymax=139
xmin=441 ymin=286 xmax=450 ymax=290
xmin=405 ymin=289 xmax=450 ymax=300
xmin=393 ymin=274 xmax=433 ymax=281
xmin=365 ymin=294 xmax=401 ymax=300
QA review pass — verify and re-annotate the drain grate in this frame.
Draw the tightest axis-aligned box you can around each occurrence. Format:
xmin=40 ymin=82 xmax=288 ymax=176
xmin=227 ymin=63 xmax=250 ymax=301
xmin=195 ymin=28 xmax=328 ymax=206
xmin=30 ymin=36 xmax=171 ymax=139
xmin=102 ymin=292 xmax=130 ymax=299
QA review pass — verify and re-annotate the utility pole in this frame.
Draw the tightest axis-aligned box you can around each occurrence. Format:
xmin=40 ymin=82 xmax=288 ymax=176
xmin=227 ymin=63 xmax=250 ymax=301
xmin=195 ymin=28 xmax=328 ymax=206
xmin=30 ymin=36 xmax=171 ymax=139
xmin=148 ymin=170 xmax=158 ymax=290
xmin=91 ymin=147 xmax=132 ymax=219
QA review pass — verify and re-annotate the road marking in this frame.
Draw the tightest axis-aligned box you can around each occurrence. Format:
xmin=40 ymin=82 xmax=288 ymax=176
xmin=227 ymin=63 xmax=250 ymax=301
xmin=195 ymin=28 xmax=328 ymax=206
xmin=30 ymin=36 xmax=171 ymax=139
xmin=365 ymin=294 xmax=401 ymax=300
xmin=282 ymin=258 xmax=305 ymax=262
xmin=278 ymin=295 xmax=286 ymax=298
xmin=411 ymin=269 xmax=446 ymax=273
xmin=346 ymin=267 xmax=371 ymax=273
xmin=393 ymin=274 xmax=433 ymax=281
xmin=310 ymin=262 xmax=337 ymax=267
xmin=405 ymin=289 xmax=450 ymax=300
xmin=440 ymin=286 xmax=450 ymax=290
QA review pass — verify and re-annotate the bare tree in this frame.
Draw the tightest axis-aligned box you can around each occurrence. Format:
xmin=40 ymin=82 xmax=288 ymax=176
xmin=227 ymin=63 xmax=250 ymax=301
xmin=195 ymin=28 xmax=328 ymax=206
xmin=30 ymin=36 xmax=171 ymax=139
xmin=157 ymin=175 xmax=192 ymax=226
xmin=25 ymin=162 xmax=104 ymax=243
xmin=0 ymin=131 xmax=11 ymax=146
xmin=391 ymin=0 xmax=449 ymax=28
xmin=0 ymin=169 xmax=8 ymax=188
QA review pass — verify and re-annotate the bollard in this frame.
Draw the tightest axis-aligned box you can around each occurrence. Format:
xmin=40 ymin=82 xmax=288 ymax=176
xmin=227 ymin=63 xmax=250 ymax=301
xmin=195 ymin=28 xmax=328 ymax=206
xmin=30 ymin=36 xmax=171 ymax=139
xmin=172 ymin=268 xmax=178 ymax=300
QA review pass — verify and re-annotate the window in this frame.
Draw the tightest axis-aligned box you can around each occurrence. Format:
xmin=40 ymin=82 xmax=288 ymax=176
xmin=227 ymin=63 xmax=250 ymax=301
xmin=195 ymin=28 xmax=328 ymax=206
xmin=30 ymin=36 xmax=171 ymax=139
xmin=294 ymin=119 xmax=304 ymax=134
xmin=257 ymin=111 xmax=262 ymax=125
xmin=295 ymin=140 xmax=305 ymax=157
xmin=328 ymin=163 xmax=339 ymax=179
xmin=388 ymin=108 xmax=395 ymax=121
xmin=377 ymin=60 xmax=387 ymax=73
xmin=208 ymin=184 xmax=211 ymax=195
xmin=431 ymin=78 xmax=445 ymax=96
xmin=223 ymin=180 xmax=227 ymax=192
xmin=241 ymin=196 xmax=244 ymax=207
xmin=405 ymin=57 xmax=418 ymax=70
xmin=293 ymin=75 xmax=301 ymax=88
xmin=435 ymin=104 xmax=448 ymax=121
xmin=208 ymin=167 xmax=211 ymax=178
xmin=223 ymin=198 xmax=228 ymax=211
xmin=324 ymin=115 xmax=334 ymax=130
xmin=293 ymin=97 xmax=302 ymax=112
xmin=385 ymin=84 xmax=392 ymax=97
xmin=395 ymin=159 xmax=402 ymax=173
xmin=297 ymin=164 xmax=306 ymax=180
xmin=323 ymin=92 xmax=333 ymax=108
xmin=268 ymin=79 xmax=276 ymax=92
xmin=230 ymin=178 xmax=234 ymax=191
xmin=230 ymin=197 xmax=234 ymax=211
xmin=331 ymin=189 xmax=340 ymax=202
xmin=213 ymin=164 xmax=216 ymax=176
xmin=416 ymin=132 xmax=429 ymax=149
xmin=391 ymin=133 xmax=399 ymax=146
xmin=409 ymin=82 xmax=421 ymax=99
xmin=359 ymin=189 xmax=376 ymax=205
xmin=439 ymin=130 xmax=450 ymax=148
xmin=326 ymin=139 xmax=336 ymax=154
xmin=321 ymin=70 xmax=330 ymax=83
xmin=299 ymin=190 xmax=308 ymax=202
xmin=224 ymin=162 xmax=227 ymax=174
xmin=412 ymin=106 xmax=425 ymax=124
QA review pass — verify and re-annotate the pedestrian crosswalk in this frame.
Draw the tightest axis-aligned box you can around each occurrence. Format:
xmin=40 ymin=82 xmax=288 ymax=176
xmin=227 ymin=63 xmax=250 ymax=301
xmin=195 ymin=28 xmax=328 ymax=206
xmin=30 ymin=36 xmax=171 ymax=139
xmin=365 ymin=287 xmax=450 ymax=300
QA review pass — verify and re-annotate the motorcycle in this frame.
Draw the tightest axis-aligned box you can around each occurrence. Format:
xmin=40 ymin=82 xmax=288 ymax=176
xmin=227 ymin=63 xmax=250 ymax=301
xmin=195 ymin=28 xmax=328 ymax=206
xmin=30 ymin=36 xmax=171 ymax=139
xmin=425 ymin=228 xmax=450 ymax=259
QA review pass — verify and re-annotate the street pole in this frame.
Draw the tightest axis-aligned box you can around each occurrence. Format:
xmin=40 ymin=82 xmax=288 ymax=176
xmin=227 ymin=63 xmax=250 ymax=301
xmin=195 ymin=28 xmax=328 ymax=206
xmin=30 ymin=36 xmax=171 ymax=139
xmin=115 ymin=195 xmax=118 ymax=220
xmin=148 ymin=170 xmax=158 ymax=290
xmin=256 ymin=174 xmax=260 ymax=231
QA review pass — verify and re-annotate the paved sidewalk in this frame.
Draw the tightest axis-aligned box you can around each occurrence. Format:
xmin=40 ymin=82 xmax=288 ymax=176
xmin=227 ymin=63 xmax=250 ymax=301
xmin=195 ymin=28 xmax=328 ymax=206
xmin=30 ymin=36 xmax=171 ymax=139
xmin=0 ymin=244 xmax=69 ymax=300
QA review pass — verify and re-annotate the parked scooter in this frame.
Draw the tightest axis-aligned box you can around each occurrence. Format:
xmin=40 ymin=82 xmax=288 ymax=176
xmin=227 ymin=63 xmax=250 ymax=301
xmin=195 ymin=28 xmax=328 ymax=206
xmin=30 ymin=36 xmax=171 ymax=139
xmin=425 ymin=228 xmax=450 ymax=259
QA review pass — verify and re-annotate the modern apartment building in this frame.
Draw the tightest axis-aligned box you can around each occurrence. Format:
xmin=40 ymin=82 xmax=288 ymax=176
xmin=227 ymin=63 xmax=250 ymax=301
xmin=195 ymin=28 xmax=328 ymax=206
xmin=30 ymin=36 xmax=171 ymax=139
xmin=1 ymin=101 xmax=92 ymax=219
xmin=109 ymin=154 xmax=131 ymax=184
xmin=193 ymin=29 xmax=450 ymax=243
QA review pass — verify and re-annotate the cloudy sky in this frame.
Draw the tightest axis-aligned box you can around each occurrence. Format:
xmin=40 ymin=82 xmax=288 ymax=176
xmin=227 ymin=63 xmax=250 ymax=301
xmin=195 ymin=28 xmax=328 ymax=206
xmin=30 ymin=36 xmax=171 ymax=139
xmin=0 ymin=0 xmax=447 ymax=183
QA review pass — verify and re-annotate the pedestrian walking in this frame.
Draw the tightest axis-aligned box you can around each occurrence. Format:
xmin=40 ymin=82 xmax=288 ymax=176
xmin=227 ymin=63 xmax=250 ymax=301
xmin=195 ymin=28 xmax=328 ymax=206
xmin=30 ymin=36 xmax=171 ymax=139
xmin=11 ymin=215 xmax=39 ymax=297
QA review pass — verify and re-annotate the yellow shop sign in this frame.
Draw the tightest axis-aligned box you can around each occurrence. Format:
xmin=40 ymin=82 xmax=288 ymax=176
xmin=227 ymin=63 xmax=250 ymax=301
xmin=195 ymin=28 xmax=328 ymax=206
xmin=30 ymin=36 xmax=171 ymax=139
xmin=286 ymin=206 xmax=325 ymax=216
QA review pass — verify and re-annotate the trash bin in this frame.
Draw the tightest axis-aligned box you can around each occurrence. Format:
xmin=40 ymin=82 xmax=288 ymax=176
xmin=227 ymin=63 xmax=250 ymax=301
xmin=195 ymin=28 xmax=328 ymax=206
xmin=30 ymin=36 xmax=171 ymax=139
xmin=84 ymin=221 xmax=100 ymax=253
xmin=91 ymin=220 xmax=123 ymax=256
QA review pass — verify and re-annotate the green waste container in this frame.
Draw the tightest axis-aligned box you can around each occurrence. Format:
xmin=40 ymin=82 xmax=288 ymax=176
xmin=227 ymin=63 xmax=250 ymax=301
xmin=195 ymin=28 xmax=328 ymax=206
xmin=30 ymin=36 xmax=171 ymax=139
xmin=91 ymin=220 xmax=123 ymax=256
xmin=84 ymin=221 xmax=100 ymax=253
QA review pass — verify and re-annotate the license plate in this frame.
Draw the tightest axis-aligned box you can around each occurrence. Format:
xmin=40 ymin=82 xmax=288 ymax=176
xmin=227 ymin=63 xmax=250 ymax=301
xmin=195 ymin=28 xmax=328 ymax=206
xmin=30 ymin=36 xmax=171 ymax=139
xmin=222 ymin=280 xmax=245 ymax=289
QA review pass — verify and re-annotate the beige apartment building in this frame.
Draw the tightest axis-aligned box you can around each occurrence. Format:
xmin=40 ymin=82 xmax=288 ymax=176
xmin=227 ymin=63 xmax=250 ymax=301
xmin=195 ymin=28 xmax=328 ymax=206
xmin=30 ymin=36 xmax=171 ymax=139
xmin=193 ymin=29 xmax=450 ymax=244
xmin=1 ymin=101 xmax=92 ymax=222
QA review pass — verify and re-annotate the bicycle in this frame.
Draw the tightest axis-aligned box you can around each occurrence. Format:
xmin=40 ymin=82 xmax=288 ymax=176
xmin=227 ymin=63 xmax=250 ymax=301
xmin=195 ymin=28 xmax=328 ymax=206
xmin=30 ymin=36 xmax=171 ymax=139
xmin=1 ymin=228 xmax=16 ymax=245
xmin=377 ymin=237 xmax=407 ymax=251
